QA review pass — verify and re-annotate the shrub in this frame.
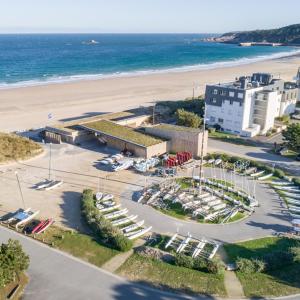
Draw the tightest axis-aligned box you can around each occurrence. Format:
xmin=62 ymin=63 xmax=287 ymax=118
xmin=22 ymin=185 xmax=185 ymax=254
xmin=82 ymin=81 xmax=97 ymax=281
xmin=252 ymin=259 xmax=266 ymax=273
xmin=81 ymin=189 xmax=133 ymax=252
xmin=112 ymin=235 xmax=133 ymax=252
xmin=176 ymin=109 xmax=202 ymax=128
xmin=290 ymin=247 xmax=300 ymax=263
xmin=207 ymin=258 xmax=225 ymax=275
xmin=273 ymin=169 xmax=286 ymax=179
xmin=0 ymin=239 xmax=30 ymax=288
xmin=236 ymin=257 xmax=265 ymax=273
xmin=175 ymin=253 xmax=194 ymax=269
xmin=193 ymin=256 xmax=208 ymax=272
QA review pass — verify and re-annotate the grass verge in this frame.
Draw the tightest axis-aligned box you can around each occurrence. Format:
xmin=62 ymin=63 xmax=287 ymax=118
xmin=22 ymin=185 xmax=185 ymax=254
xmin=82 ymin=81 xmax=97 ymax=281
xmin=209 ymin=131 xmax=257 ymax=147
xmin=31 ymin=225 xmax=119 ymax=267
xmin=224 ymin=237 xmax=300 ymax=298
xmin=117 ymin=253 xmax=226 ymax=297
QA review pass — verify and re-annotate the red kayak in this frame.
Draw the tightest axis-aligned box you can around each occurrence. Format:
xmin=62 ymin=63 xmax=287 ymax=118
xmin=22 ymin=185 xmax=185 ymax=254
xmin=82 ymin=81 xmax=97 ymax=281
xmin=31 ymin=220 xmax=47 ymax=234
xmin=35 ymin=218 xmax=54 ymax=234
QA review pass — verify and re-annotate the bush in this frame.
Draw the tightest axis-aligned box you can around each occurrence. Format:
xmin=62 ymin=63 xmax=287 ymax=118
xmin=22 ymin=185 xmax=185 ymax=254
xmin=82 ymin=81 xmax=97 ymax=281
xmin=0 ymin=239 xmax=30 ymax=288
xmin=273 ymin=169 xmax=286 ymax=179
xmin=176 ymin=109 xmax=202 ymax=128
xmin=193 ymin=256 xmax=208 ymax=272
xmin=206 ymin=258 xmax=225 ymax=275
xmin=175 ymin=253 xmax=194 ymax=269
xmin=236 ymin=257 xmax=265 ymax=273
xmin=81 ymin=189 xmax=133 ymax=252
xmin=112 ymin=235 xmax=133 ymax=252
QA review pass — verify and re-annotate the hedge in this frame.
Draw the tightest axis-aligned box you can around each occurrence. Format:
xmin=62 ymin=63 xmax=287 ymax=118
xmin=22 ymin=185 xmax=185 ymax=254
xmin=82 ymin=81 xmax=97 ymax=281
xmin=174 ymin=253 xmax=225 ymax=275
xmin=81 ymin=189 xmax=133 ymax=252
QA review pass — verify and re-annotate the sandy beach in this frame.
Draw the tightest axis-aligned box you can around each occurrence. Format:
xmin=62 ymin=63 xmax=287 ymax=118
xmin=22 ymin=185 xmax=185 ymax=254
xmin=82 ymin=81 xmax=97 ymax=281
xmin=0 ymin=55 xmax=299 ymax=132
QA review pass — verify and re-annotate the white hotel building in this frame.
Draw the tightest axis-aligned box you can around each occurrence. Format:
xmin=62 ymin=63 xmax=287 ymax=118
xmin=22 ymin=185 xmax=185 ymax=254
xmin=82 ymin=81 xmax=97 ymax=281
xmin=205 ymin=72 xmax=299 ymax=137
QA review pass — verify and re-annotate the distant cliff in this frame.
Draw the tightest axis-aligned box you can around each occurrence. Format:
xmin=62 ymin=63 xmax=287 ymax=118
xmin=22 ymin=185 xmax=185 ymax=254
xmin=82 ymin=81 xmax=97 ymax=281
xmin=208 ymin=24 xmax=300 ymax=45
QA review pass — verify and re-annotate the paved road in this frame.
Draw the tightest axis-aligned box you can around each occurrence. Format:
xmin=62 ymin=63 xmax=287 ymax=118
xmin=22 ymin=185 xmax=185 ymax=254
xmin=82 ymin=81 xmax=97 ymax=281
xmin=121 ymin=168 xmax=292 ymax=243
xmin=208 ymin=139 xmax=300 ymax=176
xmin=0 ymin=226 xmax=217 ymax=300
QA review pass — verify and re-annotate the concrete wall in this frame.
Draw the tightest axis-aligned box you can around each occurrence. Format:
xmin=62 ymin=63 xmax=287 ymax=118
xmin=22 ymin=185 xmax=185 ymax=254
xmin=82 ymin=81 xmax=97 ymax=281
xmin=96 ymin=133 xmax=167 ymax=158
xmin=146 ymin=141 xmax=169 ymax=158
xmin=45 ymin=126 xmax=94 ymax=144
xmin=145 ymin=126 xmax=208 ymax=158
xmin=115 ymin=115 xmax=150 ymax=128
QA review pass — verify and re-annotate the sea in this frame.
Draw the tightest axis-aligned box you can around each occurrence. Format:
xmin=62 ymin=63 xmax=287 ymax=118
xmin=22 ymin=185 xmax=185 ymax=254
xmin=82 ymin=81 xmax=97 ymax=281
xmin=0 ymin=33 xmax=300 ymax=89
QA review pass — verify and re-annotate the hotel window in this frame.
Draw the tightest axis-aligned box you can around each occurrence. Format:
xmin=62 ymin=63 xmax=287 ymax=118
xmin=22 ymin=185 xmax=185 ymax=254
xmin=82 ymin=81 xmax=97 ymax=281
xmin=238 ymin=93 xmax=244 ymax=99
xmin=212 ymin=98 xmax=217 ymax=103
xmin=229 ymin=91 xmax=235 ymax=97
xmin=218 ymin=118 xmax=224 ymax=123
xmin=213 ymin=89 xmax=218 ymax=94
xmin=210 ymin=116 xmax=216 ymax=122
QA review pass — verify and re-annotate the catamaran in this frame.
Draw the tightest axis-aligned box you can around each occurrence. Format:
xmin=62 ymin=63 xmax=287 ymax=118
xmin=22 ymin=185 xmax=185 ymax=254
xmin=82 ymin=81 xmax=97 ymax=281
xmin=112 ymin=159 xmax=134 ymax=172
xmin=6 ymin=208 xmax=40 ymax=229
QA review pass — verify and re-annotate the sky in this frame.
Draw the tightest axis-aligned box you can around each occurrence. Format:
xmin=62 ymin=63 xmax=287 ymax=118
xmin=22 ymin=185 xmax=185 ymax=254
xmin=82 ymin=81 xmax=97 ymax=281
xmin=0 ymin=0 xmax=300 ymax=34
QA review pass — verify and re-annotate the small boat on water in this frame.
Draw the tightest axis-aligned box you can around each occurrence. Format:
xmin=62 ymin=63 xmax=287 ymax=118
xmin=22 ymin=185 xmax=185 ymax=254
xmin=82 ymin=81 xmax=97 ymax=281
xmin=82 ymin=39 xmax=99 ymax=45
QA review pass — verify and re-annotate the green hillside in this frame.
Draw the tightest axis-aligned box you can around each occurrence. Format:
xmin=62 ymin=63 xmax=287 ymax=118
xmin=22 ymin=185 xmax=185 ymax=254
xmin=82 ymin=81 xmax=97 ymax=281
xmin=221 ymin=23 xmax=300 ymax=45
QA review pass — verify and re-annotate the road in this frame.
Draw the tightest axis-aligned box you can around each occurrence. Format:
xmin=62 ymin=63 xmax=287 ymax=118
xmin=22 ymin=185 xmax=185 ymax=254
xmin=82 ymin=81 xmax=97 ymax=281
xmin=0 ymin=226 xmax=215 ymax=300
xmin=208 ymin=139 xmax=300 ymax=176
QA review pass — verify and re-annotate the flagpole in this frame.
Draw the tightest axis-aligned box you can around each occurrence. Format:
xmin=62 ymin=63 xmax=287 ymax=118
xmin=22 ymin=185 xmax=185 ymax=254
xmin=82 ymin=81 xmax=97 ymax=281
xmin=198 ymin=104 xmax=206 ymax=195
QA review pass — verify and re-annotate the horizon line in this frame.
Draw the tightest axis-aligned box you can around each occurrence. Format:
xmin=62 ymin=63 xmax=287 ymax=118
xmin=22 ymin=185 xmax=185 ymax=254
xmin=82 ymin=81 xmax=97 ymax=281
xmin=0 ymin=32 xmax=222 ymax=35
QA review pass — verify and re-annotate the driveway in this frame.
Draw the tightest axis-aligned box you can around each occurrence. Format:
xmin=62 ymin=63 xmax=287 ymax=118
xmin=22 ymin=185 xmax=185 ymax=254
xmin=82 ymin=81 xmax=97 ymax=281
xmin=208 ymin=139 xmax=300 ymax=176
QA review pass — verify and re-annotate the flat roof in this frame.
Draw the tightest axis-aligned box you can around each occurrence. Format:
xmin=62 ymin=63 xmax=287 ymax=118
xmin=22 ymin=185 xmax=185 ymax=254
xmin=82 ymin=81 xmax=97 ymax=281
xmin=154 ymin=124 xmax=201 ymax=133
xmin=82 ymin=120 xmax=164 ymax=147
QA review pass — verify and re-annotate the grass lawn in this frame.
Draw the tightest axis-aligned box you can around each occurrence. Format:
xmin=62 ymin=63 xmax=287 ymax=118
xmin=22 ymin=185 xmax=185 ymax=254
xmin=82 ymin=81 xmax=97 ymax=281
xmin=157 ymin=204 xmax=187 ymax=220
xmin=209 ymin=131 xmax=257 ymax=147
xmin=224 ymin=237 xmax=300 ymax=298
xmin=0 ymin=272 xmax=28 ymax=300
xmin=0 ymin=132 xmax=42 ymax=163
xmin=227 ymin=212 xmax=246 ymax=223
xmin=31 ymin=225 xmax=119 ymax=267
xmin=117 ymin=253 xmax=226 ymax=297
xmin=176 ymin=178 xmax=193 ymax=189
